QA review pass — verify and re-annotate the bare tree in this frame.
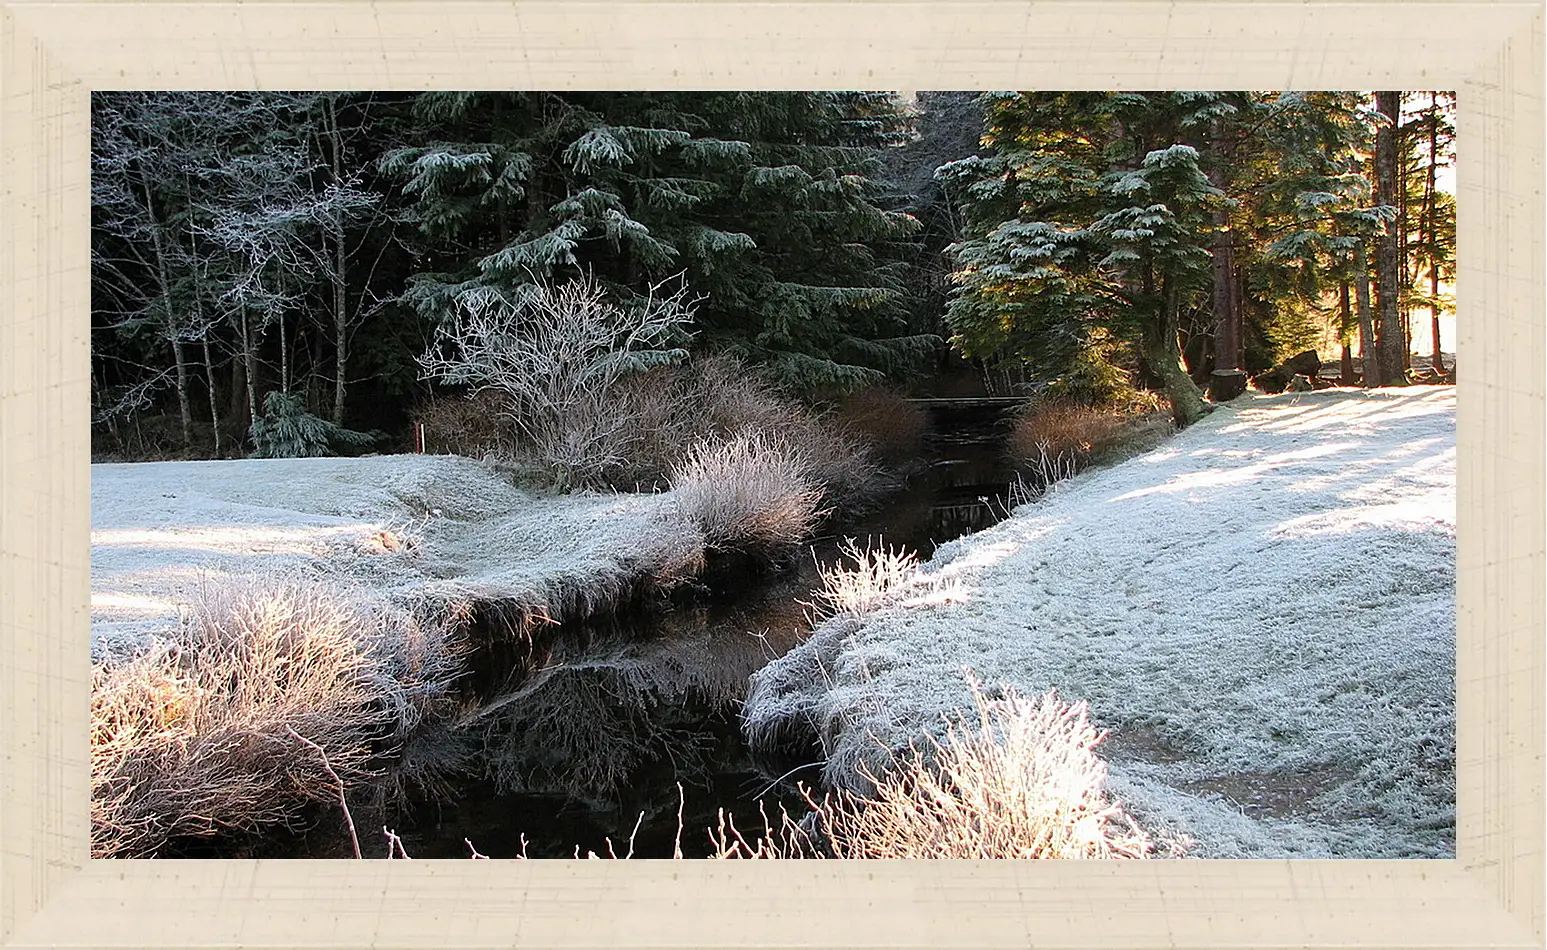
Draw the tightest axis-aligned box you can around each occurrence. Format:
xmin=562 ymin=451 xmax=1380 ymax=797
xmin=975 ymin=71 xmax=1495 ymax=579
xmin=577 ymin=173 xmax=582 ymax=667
xmin=418 ymin=275 xmax=697 ymax=487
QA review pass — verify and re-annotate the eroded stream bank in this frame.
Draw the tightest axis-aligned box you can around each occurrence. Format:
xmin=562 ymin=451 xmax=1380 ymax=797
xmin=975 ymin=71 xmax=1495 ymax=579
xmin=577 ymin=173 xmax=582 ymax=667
xmin=316 ymin=404 xmax=1024 ymax=859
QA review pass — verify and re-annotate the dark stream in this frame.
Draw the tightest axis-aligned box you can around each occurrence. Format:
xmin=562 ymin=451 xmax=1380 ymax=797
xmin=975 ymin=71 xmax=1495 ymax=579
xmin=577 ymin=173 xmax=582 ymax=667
xmin=311 ymin=406 xmax=1019 ymax=859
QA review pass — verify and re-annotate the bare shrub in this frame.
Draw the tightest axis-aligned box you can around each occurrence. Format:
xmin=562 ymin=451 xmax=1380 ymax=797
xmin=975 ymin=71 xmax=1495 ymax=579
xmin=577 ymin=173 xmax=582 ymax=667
xmin=90 ymin=582 xmax=460 ymax=858
xmin=670 ymin=432 xmax=825 ymax=551
xmin=827 ymin=387 xmax=929 ymax=467
xmin=721 ymin=678 xmax=1156 ymax=860
xmin=1007 ymin=401 xmax=1132 ymax=476
xmin=410 ymin=391 xmax=519 ymax=459
xmin=417 ymin=274 xmax=696 ymax=489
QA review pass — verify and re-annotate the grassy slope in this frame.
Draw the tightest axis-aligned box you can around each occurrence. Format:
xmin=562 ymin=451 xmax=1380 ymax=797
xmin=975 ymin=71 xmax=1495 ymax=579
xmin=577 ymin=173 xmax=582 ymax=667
xmin=748 ymin=387 xmax=1457 ymax=858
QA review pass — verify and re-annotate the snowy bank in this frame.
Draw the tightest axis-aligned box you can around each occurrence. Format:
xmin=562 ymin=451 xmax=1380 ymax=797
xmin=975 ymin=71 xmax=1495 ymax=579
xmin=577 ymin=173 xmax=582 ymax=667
xmin=746 ymin=387 xmax=1456 ymax=858
xmin=91 ymin=454 xmax=705 ymax=659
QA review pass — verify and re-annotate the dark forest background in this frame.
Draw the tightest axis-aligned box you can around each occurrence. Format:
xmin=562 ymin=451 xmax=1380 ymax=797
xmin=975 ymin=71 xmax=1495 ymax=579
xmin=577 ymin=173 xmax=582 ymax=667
xmin=91 ymin=91 xmax=1454 ymax=459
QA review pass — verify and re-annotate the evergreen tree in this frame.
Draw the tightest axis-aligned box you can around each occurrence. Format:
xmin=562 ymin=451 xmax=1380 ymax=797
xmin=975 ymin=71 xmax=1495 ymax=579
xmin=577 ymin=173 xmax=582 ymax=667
xmin=938 ymin=91 xmax=1385 ymax=421
xmin=382 ymin=92 xmax=925 ymax=391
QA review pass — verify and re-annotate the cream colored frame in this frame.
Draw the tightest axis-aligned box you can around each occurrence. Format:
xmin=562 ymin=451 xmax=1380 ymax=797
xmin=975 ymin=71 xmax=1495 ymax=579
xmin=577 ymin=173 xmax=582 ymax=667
xmin=1 ymin=2 xmax=1541 ymax=947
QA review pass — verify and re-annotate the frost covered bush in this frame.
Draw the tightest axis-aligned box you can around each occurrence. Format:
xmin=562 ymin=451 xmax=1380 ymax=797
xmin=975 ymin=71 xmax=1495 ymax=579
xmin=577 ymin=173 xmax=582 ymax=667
xmin=90 ymin=581 xmax=460 ymax=858
xmin=670 ymin=432 xmax=825 ymax=551
xmin=808 ymin=539 xmax=918 ymax=619
xmin=417 ymin=275 xmax=695 ymax=489
xmin=604 ymin=356 xmax=883 ymax=509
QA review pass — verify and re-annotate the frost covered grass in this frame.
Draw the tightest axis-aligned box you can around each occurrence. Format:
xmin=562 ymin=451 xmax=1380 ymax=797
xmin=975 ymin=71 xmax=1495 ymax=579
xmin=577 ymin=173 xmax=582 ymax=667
xmin=90 ymin=454 xmax=712 ymax=659
xmin=91 ymin=580 xmax=461 ymax=858
xmin=807 ymin=539 xmax=919 ymax=620
xmin=670 ymin=432 xmax=825 ymax=551
xmin=746 ymin=387 xmax=1457 ymax=858
xmin=718 ymin=678 xmax=1154 ymax=859
xmin=88 ymin=453 xmax=720 ymax=856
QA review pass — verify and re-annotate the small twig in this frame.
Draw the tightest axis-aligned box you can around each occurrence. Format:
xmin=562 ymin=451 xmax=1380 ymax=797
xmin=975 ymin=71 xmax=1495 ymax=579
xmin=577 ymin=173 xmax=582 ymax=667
xmin=624 ymin=811 xmax=645 ymax=860
xmin=383 ymin=826 xmax=411 ymax=859
xmin=465 ymin=838 xmax=489 ymax=860
xmin=285 ymin=725 xmax=360 ymax=859
xmin=674 ymin=782 xmax=686 ymax=860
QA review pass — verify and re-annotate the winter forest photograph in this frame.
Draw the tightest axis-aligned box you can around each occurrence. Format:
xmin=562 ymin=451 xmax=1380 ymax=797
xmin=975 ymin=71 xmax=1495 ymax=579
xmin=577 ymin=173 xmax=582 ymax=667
xmin=90 ymin=90 xmax=1457 ymax=861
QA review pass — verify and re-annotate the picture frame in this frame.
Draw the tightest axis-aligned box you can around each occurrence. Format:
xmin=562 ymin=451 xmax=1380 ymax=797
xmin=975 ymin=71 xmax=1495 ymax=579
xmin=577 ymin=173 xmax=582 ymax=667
xmin=2 ymin=1 xmax=1540 ymax=946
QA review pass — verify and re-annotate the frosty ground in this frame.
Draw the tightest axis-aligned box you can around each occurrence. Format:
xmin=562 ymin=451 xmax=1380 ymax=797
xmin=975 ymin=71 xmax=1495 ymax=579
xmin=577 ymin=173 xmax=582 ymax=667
xmin=90 ymin=454 xmax=702 ymax=661
xmin=749 ymin=386 xmax=1456 ymax=858
xmin=90 ymin=386 xmax=1456 ymax=859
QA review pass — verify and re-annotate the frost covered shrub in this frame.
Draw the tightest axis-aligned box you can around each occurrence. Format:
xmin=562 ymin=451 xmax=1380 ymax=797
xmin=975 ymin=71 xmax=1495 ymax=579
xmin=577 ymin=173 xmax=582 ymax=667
xmin=670 ymin=432 xmax=825 ymax=551
xmin=808 ymin=539 xmax=919 ymax=619
xmin=720 ymin=679 xmax=1154 ymax=859
xmin=249 ymin=391 xmax=377 ymax=458
xmin=602 ymin=355 xmax=883 ymax=510
xmin=417 ymin=275 xmax=695 ymax=490
xmin=90 ymin=581 xmax=459 ymax=858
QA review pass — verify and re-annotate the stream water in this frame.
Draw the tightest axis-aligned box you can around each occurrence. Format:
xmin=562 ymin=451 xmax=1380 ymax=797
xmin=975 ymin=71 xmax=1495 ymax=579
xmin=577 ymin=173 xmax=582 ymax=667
xmin=332 ymin=407 xmax=1018 ymax=859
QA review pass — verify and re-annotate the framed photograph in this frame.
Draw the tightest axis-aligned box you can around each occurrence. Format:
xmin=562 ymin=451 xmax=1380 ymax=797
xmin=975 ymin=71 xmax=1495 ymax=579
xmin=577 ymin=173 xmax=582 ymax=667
xmin=3 ymin=1 xmax=1541 ymax=947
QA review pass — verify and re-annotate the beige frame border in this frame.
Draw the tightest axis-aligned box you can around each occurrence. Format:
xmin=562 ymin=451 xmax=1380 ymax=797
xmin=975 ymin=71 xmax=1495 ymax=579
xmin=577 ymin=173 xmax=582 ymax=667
xmin=2 ymin=2 xmax=1541 ymax=947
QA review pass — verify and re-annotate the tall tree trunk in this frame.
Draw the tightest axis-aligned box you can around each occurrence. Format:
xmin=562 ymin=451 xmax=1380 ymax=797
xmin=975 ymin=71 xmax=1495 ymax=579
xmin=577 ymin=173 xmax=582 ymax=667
xmin=323 ymin=96 xmax=352 ymax=426
xmin=171 ymin=339 xmax=192 ymax=447
xmin=1146 ymin=276 xmax=1211 ymax=427
xmin=1396 ymin=94 xmax=1411 ymax=372
xmin=1355 ymin=242 xmax=1379 ymax=387
xmin=1339 ymin=281 xmax=1356 ymax=385
xmin=240 ymin=310 xmax=260 ymax=435
xmin=186 ymin=232 xmax=222 ymax=459
xmin=1207 ymin=119 xmax=1242 ymax=373
xmin=278 ymin=312 xmax=290 ymax=394
xmin=1373 ymin=92 xmax=1408 ymax=386
xmin=1427 ymin=92 xmax=1444 ymax=373
xmin=202 ymin=337 xmax=222 ymax=458
xmin=138 ymin=170 xmax=193 ymax=445
xmin=330 ymin=220 xmax=349 ymax=425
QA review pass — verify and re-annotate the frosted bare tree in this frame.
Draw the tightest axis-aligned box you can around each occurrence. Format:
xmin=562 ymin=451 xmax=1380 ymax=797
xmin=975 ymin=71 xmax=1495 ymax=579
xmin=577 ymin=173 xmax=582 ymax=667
xmin=418 ymin=275 xmax=696 ymax=487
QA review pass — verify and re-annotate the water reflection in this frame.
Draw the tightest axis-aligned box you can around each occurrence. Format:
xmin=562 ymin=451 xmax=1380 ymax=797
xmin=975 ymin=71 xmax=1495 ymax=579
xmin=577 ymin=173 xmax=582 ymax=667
xmin=389 ymin=420 xmax=1020 ymax=857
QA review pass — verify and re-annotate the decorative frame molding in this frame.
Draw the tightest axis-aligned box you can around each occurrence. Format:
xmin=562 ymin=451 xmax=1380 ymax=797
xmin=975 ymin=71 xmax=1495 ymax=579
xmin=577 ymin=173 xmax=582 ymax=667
xmin=1 ymin=2 xmax=1540 ymax=946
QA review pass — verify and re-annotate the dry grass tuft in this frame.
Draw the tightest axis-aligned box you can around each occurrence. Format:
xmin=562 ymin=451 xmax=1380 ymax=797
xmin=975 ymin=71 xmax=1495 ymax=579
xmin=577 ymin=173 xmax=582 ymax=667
xmin=1007 ymin=401 xmax=1133 ymax=476
xmin=806 ymin=539 xmax=919 ymax=620
xmin=91 ymin=581 xmax=462 ymax=858
xmin=670 ymin=432 xmax=826 ymax=551
xmin=723 ymin=677 xmax=1156 ymax=860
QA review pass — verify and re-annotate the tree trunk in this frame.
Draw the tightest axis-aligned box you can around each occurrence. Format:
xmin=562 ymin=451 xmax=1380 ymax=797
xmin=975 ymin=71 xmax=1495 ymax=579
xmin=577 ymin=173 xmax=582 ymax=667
xmin=323 ymin=96 xmax=352 ymax=426
xmin=1339 ymin=281 xmax=1356 ymax=385
xmin=1427 ymin=92 xmax=1444 ymax=373
xmin=171 ymin=339 xmax=193 ymax=447
xmin=202 ymin=337 xmax=222 ymax=458
xmin=240 ymin=310 xmax=260 ymax=434
xmin=330 ymin=221 xmax=349 ymax=424
xmin=278 ymin=312 xmax=290 ymax=395
xmin=139 ymin=169 xmax=192 ymax=445
xmin=1147 ymin=276 xmax=1211 ymax=427
xmin=1373 ymin=92 xmax=1408 ymax=386
xmin=1207 ymin=119 xmax=1242 ymax=373
xmin=1355 ymin=242 xmax=1379 ymax=387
